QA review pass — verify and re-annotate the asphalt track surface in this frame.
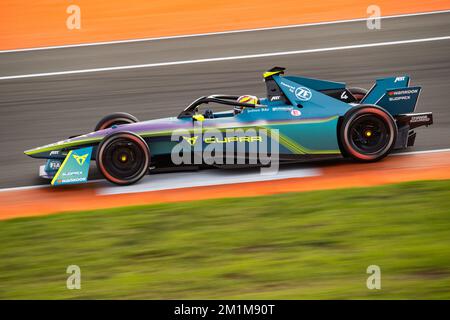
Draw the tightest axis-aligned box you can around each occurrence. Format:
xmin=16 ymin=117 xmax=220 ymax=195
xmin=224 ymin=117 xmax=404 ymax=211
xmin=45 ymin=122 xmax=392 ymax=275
xmin=1 ymin=12 xmax=449 ymax=188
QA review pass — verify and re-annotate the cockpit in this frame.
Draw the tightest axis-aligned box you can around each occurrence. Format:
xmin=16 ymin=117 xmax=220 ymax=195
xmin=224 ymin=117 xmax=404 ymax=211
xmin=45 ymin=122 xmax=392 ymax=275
xmin=177 ymin=95 xmax=263 ymax=120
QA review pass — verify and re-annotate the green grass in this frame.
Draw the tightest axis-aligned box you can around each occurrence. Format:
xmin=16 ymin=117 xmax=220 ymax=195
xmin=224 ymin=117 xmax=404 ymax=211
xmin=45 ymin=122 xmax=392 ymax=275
xmin=1 ymin=180 xmax=450 ymax=299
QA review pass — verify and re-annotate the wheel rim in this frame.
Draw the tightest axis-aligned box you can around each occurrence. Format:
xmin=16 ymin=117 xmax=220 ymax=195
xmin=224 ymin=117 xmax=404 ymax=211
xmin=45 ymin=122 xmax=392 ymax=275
xmin=348 ymin=114 xmax=390 ymax=155
xmin=101 ymin=138 xmax=146 ymax=181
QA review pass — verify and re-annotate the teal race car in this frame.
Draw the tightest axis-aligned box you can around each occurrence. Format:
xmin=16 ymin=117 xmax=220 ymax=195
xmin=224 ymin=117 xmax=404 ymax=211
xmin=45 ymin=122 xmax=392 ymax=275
xmin=24 ymin=67 xmax=433 ymax=186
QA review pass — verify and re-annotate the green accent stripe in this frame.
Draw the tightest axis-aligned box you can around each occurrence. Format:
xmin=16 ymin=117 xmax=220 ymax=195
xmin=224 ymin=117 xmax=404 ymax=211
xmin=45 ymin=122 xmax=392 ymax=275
xmin=25 ymin=138 xmax=101 ymax=156
xmin=265 ymin=129 xmax=340 ymax=155
xmin=279 ymin=132 xmax=340 ymax=154
xmin=259 ymin=128 xmax=340 ymax=155
xmin=50 ymin=150 xmax=73 ymax=185
xmin=278 ymin=135 xmax=306 ymax=154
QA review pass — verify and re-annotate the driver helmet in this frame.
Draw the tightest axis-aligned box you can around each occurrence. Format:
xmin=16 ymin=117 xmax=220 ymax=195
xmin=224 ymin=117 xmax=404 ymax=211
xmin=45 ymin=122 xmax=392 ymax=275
xmin=234 ymin=95 xmax=259 ymax=114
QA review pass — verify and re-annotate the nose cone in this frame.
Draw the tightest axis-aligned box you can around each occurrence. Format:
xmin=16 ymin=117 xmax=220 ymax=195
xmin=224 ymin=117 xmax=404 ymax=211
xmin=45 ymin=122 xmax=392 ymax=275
xmin=24 ymin=116 xmax=190 ymax=159
xmin=24 ymin=131 xmax=103 ymax=159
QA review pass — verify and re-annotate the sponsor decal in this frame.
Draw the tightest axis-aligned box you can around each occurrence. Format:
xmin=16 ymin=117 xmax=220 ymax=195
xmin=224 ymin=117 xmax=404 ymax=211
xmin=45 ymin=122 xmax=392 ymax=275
xmin=295 ymin=87 xmax=312 ymax=101
xmin=394 ymin=76 xmax=406 ymax=83
xmin=57 ymin=177 xmax=87 ymax=183
xmin=387 ymin=88 xmax=419 ymax=101
xmin=389 ymin=89 xmax=419 ymax=96
xmin=280 ymin=81 xmax=296 ymax=92
xmin=204 ymin=136 xmax=263 ymax=144
xmin=62 ymin=171 xmax=83 ymax=177
xmin=411 ymin=115 xmax=430 ymax=123
xmin=73 ymin=153 xmax=89 ymax=166
xmin=48 ymin=160 xmax=61 ymax=170
xmin=272 ymin=106 xmax=293 ymax=112
xmin=280 ymin=81 xmax=312 ymax=101
xmin=183 ymin=135 xmax=263 ymax=144
xmin=247 ymin=107 xmax=269 ymax=113
xmin=172 ymin=128 xmax=280 ymax=174
xmin=389 ymin=96 xmax=411 ymax=102
xmin=291 ymin=109 xmax=301 ymax=117
xmin=270 ymin=96 xmax=281 ymax=101
xmin=51 ymin=146 xmax=92 ymax=186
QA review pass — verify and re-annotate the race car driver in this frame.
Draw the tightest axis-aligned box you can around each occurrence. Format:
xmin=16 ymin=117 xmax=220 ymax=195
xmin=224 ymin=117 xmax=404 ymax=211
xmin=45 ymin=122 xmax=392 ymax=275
xmin=234 ymin=95 xmax=259 ymax=114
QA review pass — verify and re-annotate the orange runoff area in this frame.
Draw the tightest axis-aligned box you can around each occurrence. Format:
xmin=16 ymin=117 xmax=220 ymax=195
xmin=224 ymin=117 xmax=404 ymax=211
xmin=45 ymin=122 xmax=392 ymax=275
xmin=1 ymin=0 xmax=449 ymax=50
xmin=1 ymin=151 xmax=450 ymax=220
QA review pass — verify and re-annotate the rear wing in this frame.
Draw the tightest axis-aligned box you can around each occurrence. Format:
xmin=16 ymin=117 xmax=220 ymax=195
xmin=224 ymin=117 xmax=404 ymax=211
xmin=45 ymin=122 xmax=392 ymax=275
xmin=375 ymin=87 xmax=421 ymax=115
xmin=361 ymin=76 xmax=421 ymax=115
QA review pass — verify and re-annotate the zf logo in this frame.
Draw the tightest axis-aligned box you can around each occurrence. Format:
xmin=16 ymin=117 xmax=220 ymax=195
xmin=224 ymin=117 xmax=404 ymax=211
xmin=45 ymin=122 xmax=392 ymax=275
xmin=295 ymin=87 xmax=312 ymax=101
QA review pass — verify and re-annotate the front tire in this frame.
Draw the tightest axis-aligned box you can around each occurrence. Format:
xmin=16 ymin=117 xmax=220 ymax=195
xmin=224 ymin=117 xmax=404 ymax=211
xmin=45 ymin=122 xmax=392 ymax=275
xmin=94 ymin=112 xmax=138 ymax=131
xmin=96 ymin=132 xmax=150 ymax=185
xmin=340 ymin=106 xmax=397 ymax=162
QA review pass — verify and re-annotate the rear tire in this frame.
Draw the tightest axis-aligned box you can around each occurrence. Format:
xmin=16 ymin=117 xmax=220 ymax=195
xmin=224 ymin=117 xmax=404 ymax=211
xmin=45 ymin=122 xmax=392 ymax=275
xmin=348 ymin=87 xmax=368 ymax=103
xmin=340 ymin=106 xmax=397 ymax=162
xmin=96 ymin=132 xmax=150 ymax=185
xmin=94 ymin=112 xmax=138 ymax=131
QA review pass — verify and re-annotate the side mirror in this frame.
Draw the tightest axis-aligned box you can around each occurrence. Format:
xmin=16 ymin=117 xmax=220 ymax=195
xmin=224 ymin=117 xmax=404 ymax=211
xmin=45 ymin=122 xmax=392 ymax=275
xmin=192 ymin=114 xmax=205 ymax=122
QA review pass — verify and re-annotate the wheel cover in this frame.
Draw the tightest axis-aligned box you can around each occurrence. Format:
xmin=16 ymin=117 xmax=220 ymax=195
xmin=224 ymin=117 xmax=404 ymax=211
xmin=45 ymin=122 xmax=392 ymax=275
xmin=348 ymin=114 xmax=390 ymax=155
xmin=101 ymin=138 xmax=146 ymax=181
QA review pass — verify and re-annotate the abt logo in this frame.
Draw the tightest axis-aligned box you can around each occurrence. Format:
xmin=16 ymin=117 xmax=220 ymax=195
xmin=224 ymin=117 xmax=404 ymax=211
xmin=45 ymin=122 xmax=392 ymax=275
xmin=295 ymin=87 xmax=312 ymax=101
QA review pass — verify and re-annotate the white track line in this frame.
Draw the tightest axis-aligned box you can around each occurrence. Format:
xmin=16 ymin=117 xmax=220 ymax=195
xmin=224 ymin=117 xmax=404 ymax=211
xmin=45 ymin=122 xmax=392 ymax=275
xmin=1 ymin=148 xmax=450 ymax=193
xmin=0 ymin=177 xmax=102 ymax=193
xmin=1 ymin=36 xmax=450 ymax=81
xmin=391 ymin=147 xmax=450 ymax=156
xmin=0 ymin=184 xmax=51 ymax=193
xmin=98 ymin=167 xmax=320 ymax=195
xmin=1 ymin=9 xmax=450 ymax=54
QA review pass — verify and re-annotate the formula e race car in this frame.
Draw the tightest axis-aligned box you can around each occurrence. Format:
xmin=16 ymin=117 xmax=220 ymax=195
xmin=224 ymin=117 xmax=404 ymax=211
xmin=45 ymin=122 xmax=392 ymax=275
xmin=24 ymin=67 xmax=433 ymax=186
